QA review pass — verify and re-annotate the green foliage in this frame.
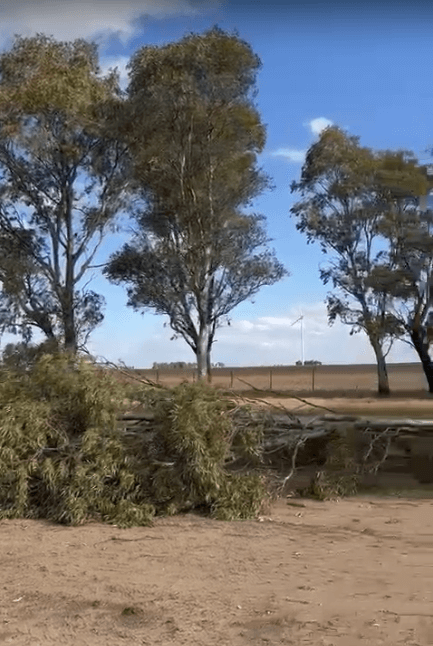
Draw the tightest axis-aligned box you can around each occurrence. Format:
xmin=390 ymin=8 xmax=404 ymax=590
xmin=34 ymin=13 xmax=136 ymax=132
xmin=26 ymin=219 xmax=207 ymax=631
xmin=0 ymin=34 xmax=130 ymax=352
xmin=0 ymin=34 xmax=118 ymax=132
xmin=104 ymin=26 xmax=287 ymax=379
xmin=373 ymin=203 xmax=433 ymax=391
xmin=0 ymin=360 xmax=268 ymax=526
xmin=0 ymin=352 xmax=155 ymax=527
xmin=125 ymin=382 xmax=268 ymax=519
xmin=0 ymin=338 xmax=62 ymax=375
xmin=211 ymin=473 xmax=269 ymax=520
xmin=290 ymin=126 xmax=430 ymax=395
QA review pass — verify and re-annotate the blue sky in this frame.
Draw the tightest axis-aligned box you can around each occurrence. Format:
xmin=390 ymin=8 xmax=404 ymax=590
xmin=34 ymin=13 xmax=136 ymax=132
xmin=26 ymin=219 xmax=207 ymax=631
xmin=0 ymin=0 xmax=431 ymax=368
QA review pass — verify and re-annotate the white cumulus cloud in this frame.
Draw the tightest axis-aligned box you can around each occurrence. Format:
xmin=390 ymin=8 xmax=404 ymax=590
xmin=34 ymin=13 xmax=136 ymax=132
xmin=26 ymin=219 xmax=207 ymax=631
xmin=0 ymin=0 xmax=219 ymax=49
xmin=306 ymin=117 xmax=334 ymax=136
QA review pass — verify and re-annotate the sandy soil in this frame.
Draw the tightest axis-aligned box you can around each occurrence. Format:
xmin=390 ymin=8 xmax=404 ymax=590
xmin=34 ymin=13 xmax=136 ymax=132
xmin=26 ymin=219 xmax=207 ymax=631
xmin=257 ymin=396 xmax=433 ymax=418
xmin=1 ymin=496 xmax=433 ymax=646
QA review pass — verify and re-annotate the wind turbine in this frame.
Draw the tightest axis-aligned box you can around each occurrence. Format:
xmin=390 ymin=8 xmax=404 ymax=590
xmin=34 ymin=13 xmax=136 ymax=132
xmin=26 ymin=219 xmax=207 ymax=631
xmin=290 ymin=313 xmax=304 ymax=365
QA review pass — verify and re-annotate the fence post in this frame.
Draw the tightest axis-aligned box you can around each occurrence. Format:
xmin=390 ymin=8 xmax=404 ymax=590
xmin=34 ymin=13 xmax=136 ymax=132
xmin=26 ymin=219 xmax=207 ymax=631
xmin=312 ymin=366 xmax=315 ymax=392
xmin=269 ymin=369 xmax=273 ymax=391
xmin=230 ymin=370 xmax=234 ymax=388
xmin=192 ymin=370 xmax=195 ymax=383
xmin=156 ymin=369 xmax=159 ymax=384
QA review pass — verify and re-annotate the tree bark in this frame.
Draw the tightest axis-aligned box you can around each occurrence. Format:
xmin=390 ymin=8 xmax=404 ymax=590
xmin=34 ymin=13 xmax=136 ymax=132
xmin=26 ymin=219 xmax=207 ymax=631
xmin=196 ymin=326 xmax=211 ymax=381
xmin=410 ymin=326 xmax=433 ymax=393
xmin=62 ymin=180 xmax=78 ymax=356
xmin=370 ymin=337 xmax=391 ymax=396
xmin=61 ymin=292 xmax=77 ymax=355
xmin=206 ymin=344 xmax=212 ymax=384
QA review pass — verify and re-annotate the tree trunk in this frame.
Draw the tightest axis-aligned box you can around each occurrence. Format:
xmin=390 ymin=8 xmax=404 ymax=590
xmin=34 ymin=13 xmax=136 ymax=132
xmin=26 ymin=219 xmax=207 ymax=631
xmin=196 ymin=325 xmax=212 ymax=381
xmin=63 ymin=181 xmax=77 ymax=356
xmin=196 ymin=331 xmax=207 ymax=381
xmin=62 ymin=298 xmax=77 ymax=355
xmin=370 ymin=338 xmax=391 ymax=397
xmin=206 ymin=345 xmax=212 ymax=384
xmin=410 ymin=326 xmax=433 ymax=393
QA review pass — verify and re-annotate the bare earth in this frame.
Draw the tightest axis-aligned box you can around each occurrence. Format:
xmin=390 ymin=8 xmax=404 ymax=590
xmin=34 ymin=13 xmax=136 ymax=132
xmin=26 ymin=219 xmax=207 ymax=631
xmin=258 ymin=396 xmax=433 ymax=418
xmin=1 ymin=496 xmax=433 ymax=646
xmin=2 ymin=396 xmax=433 ymax=645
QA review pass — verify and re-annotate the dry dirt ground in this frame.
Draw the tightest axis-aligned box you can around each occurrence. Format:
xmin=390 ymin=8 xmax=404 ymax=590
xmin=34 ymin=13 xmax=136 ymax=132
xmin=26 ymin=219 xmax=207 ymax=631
xmin=1 ymin=395 xmax=433 ymax=646
xmin=1 ymin=496 xmax=433 ymax=646
xmin=257 ymin=395 xmax=433 ymax=418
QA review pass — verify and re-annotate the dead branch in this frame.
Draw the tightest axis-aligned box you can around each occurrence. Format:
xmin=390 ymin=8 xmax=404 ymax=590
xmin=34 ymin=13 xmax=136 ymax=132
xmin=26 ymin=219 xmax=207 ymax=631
xmin=233 ymin=377 xmax=339 ymax=415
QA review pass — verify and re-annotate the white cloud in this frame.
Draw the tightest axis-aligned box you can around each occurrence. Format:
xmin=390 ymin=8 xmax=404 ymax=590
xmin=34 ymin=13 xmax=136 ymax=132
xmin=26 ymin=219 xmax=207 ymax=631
xmin=306 ymin=117 xmax=334 ymax=136
xmin=0 ymin=0 xmax=219 ymax=49
xmin=270 ymin=117 xmax=334 ymax=164
xmin=270 ymin=148 xmax=306 ymax=164
xmin=84 ymin=303 xmax=342 ymax=367
xmin=236 ymin=320 xmax=255 ymax=333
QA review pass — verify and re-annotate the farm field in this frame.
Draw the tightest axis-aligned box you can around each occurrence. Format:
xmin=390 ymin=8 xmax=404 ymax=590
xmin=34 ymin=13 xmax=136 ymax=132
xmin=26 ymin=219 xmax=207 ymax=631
xmin=106 ymin=362 xmax=433 ymax=419
xmin=124 ymin=362 xmax=428 ymax=394
xmin=1 ymin=495 xmax=433 ymax=646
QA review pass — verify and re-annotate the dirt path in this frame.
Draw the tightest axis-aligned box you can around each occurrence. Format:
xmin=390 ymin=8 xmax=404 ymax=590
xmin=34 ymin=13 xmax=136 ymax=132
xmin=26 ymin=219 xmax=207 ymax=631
xmin=1 ymin=496 xmax=433 ymax=645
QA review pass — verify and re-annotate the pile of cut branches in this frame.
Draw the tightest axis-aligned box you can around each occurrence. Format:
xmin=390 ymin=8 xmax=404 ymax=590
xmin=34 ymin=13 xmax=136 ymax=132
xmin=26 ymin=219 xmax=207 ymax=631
xmin=0 ymin=351 xmax=271 ymax=526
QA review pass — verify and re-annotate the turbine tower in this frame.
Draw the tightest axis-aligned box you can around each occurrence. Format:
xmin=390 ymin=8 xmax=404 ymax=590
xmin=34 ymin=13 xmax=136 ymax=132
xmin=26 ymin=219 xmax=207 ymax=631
xmin=290 ymin=313 xmax=304 ymax=365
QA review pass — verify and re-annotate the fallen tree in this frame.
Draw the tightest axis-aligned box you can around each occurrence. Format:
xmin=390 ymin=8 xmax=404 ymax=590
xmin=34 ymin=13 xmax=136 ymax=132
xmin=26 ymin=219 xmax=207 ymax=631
xmin=83 ymin=358 xmax=433 ymax=497
xmin=118 ymin=391 xmax=433 ymax=497
xmin=5 ymin=347 xmax=427 ymax=526
xmin=0 ymin=350 xmax=271 ymax=526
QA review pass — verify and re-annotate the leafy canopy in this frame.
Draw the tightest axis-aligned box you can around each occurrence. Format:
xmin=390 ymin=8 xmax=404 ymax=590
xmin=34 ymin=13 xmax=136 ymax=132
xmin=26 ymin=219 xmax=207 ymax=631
xmin=104 ymin=27 xmax=287 ymax=371
xmin=0 ymin=34 xmax=132 ymax=351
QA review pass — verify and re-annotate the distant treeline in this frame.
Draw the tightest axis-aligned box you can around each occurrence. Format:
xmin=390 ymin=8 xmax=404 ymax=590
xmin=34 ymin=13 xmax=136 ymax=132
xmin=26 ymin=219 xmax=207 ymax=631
xmin=151 ymin=361 xmax=323 ymax=369
xmin=295 ymin=360 xmax=322 ymax=366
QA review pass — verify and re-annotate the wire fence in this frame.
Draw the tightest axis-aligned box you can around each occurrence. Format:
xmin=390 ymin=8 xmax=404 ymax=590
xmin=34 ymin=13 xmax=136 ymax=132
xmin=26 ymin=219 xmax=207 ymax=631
xmin=121 ymin=363 xmax=427 ymax=393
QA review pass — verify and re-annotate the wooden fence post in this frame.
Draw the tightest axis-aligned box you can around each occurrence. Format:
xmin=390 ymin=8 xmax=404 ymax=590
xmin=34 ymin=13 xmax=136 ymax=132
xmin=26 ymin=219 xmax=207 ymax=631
xmin=230 ymin=370 xmax=234 ymax=388
xmin=156 ymin=369 xmax=159 ymax=384
xmin=312 ymin=366 xmax=315 ymax=392
xmin=269 ymin=369 xmax=273 ymax=391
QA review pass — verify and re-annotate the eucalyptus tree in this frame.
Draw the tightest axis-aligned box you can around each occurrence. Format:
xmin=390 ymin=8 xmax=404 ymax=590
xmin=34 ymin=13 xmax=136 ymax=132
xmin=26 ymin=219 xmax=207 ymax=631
xmin=290 ymin=127 xmax=413 ymax=396
xmin=370 ymin=158 xmax=433 ymax=390
xmin=0 ymin=34 xmax=134 ymax=355
xmin=104 ymin=27 xmax=287 ymax=380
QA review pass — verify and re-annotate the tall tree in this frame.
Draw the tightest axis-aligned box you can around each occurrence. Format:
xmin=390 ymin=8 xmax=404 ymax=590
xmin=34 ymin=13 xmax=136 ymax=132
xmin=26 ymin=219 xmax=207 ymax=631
xmin=369 ymin=157 xmax=433 ymax=391
xmin=104 ymin=27 xmax=287 ymax=380
xmin=0 ymin=34 xmax=133 ymax=355
xmin=291 ymin=127 xmax=409 ymax=396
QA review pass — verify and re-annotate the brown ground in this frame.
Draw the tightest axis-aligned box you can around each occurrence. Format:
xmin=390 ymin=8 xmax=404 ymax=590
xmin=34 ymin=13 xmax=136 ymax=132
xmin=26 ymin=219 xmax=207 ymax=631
xmin=1 ymin=495 xmax=433 ymax=646
xmin=257 ymin=395 xmax=433 ymax=418
xmin=131 ymin=362 xmax=428 ymax=393
xmin=2 ymin=395 xmax=433 ymax=646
